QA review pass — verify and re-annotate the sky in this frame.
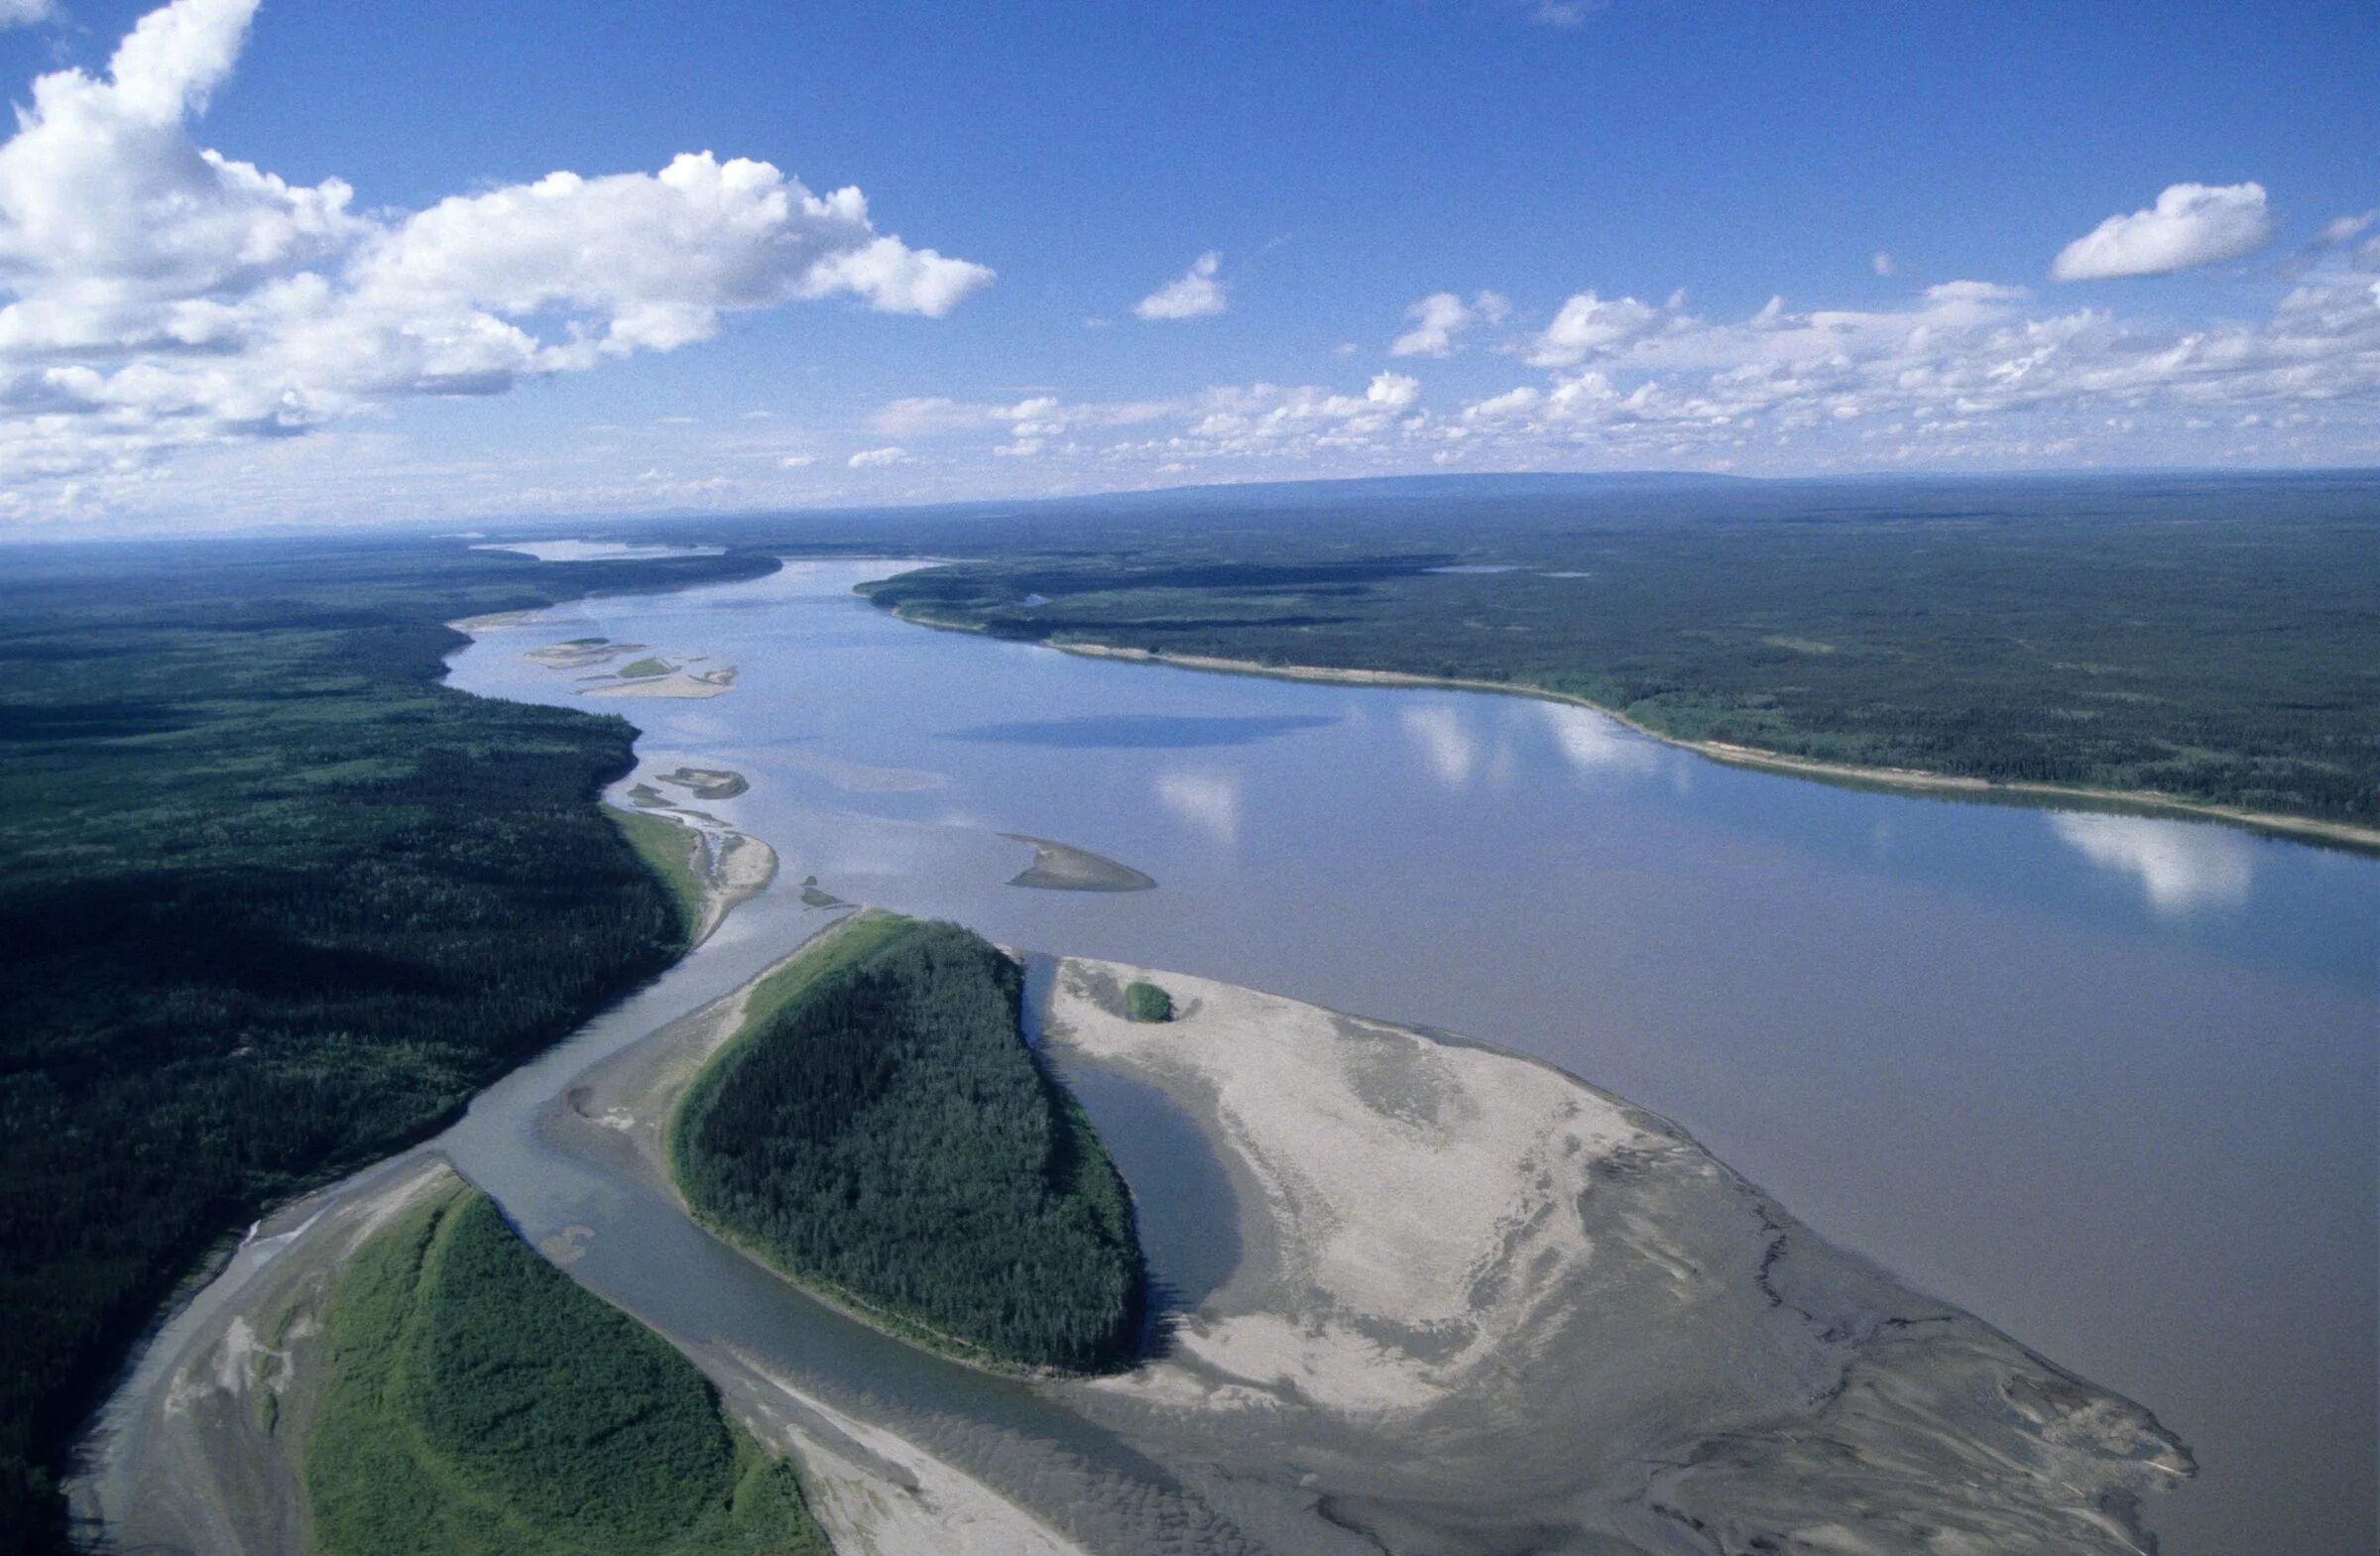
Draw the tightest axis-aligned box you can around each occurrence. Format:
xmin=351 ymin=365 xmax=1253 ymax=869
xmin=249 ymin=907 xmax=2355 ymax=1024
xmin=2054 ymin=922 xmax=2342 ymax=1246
xmin=0 ymin=0 xmax=2373 ymax=532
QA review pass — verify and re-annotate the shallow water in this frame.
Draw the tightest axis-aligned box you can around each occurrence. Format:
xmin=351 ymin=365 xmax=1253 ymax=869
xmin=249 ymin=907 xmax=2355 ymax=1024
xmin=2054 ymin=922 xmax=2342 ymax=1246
xmin=446 ymin=558 xmax=2378 ymax=1556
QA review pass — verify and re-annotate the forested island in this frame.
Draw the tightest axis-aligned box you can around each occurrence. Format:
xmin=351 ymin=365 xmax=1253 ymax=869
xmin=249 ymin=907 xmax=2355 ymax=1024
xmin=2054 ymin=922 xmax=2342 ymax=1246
xmin=0 ymin=537 xmax=769 ymax=1554
xmin=670 ymin=916 xmax=1145 ymax=1372
xmin=308 ymin=1176 xmax=826 ymax=1556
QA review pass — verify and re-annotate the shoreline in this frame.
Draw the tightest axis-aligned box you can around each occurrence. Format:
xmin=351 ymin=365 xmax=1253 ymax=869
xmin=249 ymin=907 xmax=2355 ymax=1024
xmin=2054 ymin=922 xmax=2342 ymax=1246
xmin=882 ymin=607 xmax=2378 ymax=855
xmin=1058 ymin=641 xmax=2380 ymax=853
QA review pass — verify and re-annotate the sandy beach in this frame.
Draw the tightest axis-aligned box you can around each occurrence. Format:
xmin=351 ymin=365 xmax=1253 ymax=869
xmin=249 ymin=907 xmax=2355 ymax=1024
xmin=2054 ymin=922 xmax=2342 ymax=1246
xmin=1040 ymin=956 xmax=2194 ymax=1553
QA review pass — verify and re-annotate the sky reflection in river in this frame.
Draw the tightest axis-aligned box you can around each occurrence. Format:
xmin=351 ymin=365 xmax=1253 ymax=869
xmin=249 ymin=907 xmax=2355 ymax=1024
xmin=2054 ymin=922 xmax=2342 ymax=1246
xmin=447 ymin=558 xmax=2377 ymax=1556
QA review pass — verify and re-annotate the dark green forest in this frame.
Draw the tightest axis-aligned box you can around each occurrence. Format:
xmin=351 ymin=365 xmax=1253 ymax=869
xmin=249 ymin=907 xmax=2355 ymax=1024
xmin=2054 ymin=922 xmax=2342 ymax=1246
xmin=671 ymin=917 xmax=1144 ymax=1373
xmin=308 ymin=1181 xmax=825 ymax=1556
xmin=0 ymin=537 xmax=771 ymax=1554
xmin=832 ymin=472 xmax=2380 ymax=830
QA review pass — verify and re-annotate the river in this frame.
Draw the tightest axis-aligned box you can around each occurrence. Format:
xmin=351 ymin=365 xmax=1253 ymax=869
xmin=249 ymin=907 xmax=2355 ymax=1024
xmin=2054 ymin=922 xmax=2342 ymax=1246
xmin=380 ymin=556 xmax=2372 ymax=1552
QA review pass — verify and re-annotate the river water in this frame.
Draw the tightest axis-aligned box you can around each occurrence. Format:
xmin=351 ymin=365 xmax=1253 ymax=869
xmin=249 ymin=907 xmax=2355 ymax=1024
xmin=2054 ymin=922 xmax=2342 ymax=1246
xmin=442 ymin=558 xmax=2377 ymax=1556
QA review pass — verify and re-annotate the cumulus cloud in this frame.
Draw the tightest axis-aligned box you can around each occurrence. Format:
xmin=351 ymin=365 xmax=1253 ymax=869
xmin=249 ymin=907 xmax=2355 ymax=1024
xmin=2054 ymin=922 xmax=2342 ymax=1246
xmin=2050 ymin=181 xmax=2274 ymax=281
xmin=1390 ymin=291 xmax=1509 ymax=357
xmin=0 ymin=0 xmax=53 ymax=25
xmin=1449 ymin=258 xmax=2380 ymax=467
xmin=1524 ymin=289 xmax=1683 ymax=366
xmin=0 ymin=0 xmax=990 ymax=510
xmin=846 ymin=446 xmax=910 ymax=468
xmin=1134 ymin=250 xmax=1227 ymax=320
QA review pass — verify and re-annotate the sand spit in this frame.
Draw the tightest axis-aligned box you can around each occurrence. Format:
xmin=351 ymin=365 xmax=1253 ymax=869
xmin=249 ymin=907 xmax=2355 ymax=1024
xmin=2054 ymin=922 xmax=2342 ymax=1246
xmin=1004 ymin=834 xmax=1157 ymax=892
xmin=1042 ymin=959 xmax=2192 ymax=1555
xmin=615 ymin=770 xmax=774 ymax=942
xmin=580 ymin=664 xmax=738 ymax=699
xmin=527 ymin=637 xmax=648 ymax=669
xmin=720 ymin=1355 xmax=1097 ymax=1556
xmin=659 ymin=765 xmax=751 ymax=799
xmin=68 ymin=1155 xmax=458 ymax=1556
xmin=446 ymin=609 xmax=546 ymax=635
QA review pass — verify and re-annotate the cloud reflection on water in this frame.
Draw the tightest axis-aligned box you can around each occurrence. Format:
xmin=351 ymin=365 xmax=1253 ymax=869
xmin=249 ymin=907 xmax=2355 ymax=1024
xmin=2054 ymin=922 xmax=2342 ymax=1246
xmin=2047 ymin=811 xmax=2257 ymax=915
xmin=1155 ymin=771 xmax=1242 ymax=847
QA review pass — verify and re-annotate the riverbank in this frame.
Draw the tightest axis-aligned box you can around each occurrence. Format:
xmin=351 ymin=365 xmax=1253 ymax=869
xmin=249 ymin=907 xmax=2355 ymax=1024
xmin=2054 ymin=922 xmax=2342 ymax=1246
xmin=1036 ymin=641 xmax=2380 ymax=855
xmin=1040 ymin=956 xmax=2194 ymax=1553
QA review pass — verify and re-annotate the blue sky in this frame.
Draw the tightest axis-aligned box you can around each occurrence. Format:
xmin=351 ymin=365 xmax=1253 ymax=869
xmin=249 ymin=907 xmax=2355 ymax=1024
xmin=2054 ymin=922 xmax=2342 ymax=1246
xmin=0 ymin=0 xmax=2373 ymax=529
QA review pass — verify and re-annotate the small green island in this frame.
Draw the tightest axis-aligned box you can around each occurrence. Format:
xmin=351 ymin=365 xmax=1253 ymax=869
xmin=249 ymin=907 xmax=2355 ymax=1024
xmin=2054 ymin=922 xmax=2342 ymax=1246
xmin=619 ymin=656 xmax=674 ymax=678
xmin=1124 ymin=981 xmax=1174 ymax=1022
xmin=305 ymin=1181 xmax=827 ymax=1556
xmin=669 ymin=915 xmax=1145 ymax=1372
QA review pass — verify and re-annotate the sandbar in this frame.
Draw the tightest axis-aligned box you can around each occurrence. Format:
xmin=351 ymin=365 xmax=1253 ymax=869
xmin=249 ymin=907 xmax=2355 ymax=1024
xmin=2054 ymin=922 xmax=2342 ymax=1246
xmin=1003 ymin=834 xmax=1156 ymax=892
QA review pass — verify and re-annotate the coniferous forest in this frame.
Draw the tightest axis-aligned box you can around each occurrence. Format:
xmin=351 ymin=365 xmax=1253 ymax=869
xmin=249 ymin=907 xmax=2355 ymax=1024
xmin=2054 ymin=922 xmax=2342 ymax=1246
xmin=0 ymin=537 xmax=770 ymax=1554
xmin=672 ymin=918 xmax=1145 ymax=1373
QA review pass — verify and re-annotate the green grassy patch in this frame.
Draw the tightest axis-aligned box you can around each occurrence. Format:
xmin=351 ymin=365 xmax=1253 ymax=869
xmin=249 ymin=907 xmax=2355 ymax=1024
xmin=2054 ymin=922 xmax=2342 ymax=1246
xmin=670 ymin=917 xmax=1144 ymax=1373
xmin=619 ymin=657 xmax=673 ymax=678
xmin=610 ymin=806 xmax=705 ymax=941
xmin=1123 ymin=981 xmax=1174 ymax=1022
xmin=305 ymin=1182 xmax=827 ymax=1556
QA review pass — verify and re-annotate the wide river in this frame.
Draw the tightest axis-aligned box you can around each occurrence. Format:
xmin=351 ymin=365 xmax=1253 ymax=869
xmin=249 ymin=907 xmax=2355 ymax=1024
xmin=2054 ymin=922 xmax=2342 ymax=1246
xmin=443 ymin=557 xmax=2376 ymax=1556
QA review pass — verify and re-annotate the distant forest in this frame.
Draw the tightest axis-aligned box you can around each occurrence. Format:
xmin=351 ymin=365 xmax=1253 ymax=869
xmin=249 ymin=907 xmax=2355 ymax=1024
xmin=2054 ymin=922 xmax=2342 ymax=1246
xmin=671 ymin=917 xmax=1144 ymax=1372
xmin=0 ymin=538 xmax=771 ymax=1554
xmin=817 ymin=472 xmax=2380 ymax=831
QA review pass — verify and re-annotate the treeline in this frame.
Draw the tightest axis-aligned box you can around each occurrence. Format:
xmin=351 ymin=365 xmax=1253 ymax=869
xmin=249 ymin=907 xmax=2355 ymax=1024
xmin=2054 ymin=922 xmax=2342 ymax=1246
xmin=0 ymin=536 xmax=773 ymax=1555
xmin=309 ymin=1183 xmax=825 ymax=1556
xmin=672 ymin=919 xmax=1144 ymax=1373
xmin=853 ymin=474 xmax=2380 ymax=828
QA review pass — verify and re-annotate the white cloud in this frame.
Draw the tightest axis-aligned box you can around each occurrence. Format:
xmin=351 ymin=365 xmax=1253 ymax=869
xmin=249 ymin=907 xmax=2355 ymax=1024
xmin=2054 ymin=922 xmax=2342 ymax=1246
xmin=1524 ymin=289 xmax=1681 ymax=367
xmin=1134 ymin=250 xmax=1227 ymax=320
xmin=846 ymin=445 xmax=909 ymax=468
xmin=1390 ymin=290 xmax=1509 ymax=357
xmin=0 ymin=0 xmax=54 ymax=26
xmin=2046 ymin=812 xmax=2256 ymax=914
xmin=0 ymin=0 xmax=990 ymax=513
xmin=1367 ymin=370 xmax=1421 ymax=408
xmin=1871 ymin=250 xmax=1896 ymax=277
xmin=776 ymin=453 xmax=816 ymax=468
xmin=2050 ymin=181 xmax=2274 ymax=282
xmin=2317 ymin=211 xmax=2376 ymax=248
xmin=1451 ymin=259 xmax=2380 ymax=466
xmin=1528 ymin=0 xmax=1603 ymax=25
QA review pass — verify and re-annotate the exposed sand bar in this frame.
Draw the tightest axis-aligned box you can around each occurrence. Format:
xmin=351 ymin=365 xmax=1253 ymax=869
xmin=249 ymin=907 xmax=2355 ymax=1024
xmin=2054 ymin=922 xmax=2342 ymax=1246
xmin=1042 ymin=958 xmax=2193 ymax=1554
xmin=1003 ymin=833 xmax=1157 ymax=892
xmin=619 ymin=773 xmax=774 ymax=943
xmin=66 ymin=1155 xmax=459 ymax=1556
xmin=580 ymin=664 xmax=738 ymax=699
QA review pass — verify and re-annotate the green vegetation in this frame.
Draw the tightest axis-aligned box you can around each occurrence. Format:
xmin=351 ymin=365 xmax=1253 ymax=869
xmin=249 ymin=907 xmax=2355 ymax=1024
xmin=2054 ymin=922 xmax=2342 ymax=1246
xmin=671 ymin=917 xmax=1144 ymax=1372
xmin=307 ymin=1182 xmax=827 ymax=1556
xmin=0 ymin=536 xmax=771 ymax=1554
xmin=619 ymin=656 xmax=673 ymax=678
xmin=612 ymin=807 xmax=706 ymax=938
xmin=834 ymin=472 xmax=2380 ymax=830
xmin=1124 ymin=982 xmax=1174 ymax=1023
